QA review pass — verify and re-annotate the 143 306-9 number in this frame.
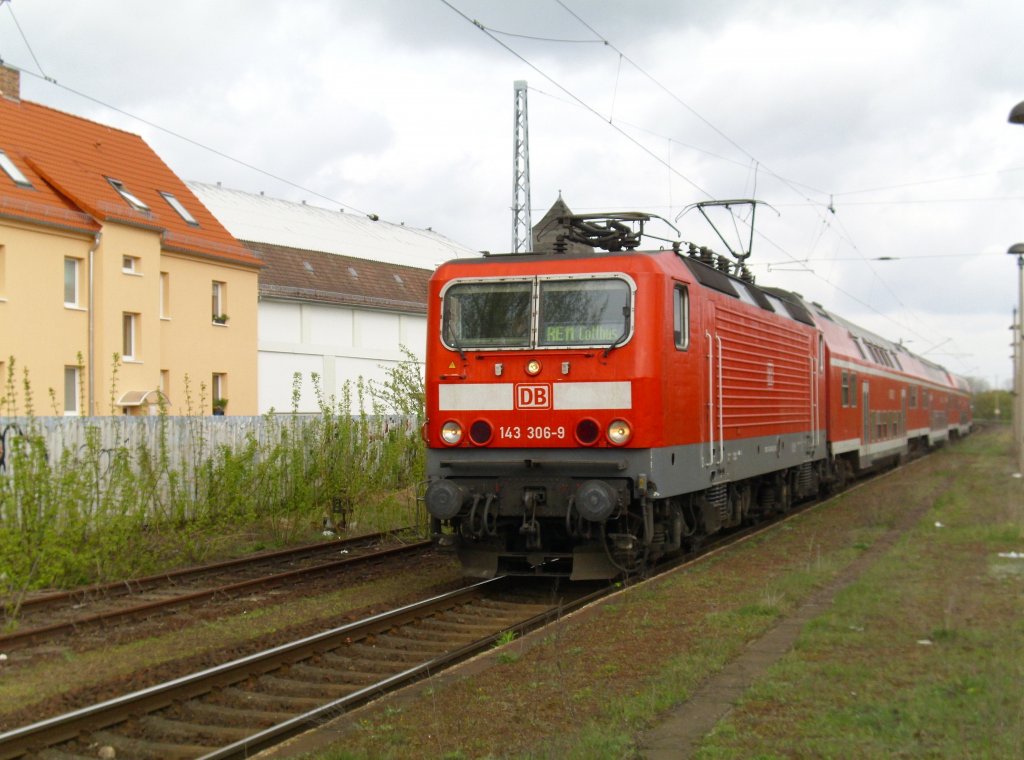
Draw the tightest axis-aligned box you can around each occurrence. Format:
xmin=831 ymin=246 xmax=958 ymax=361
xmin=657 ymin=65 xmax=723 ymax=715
xmin=499 ymin=425 xmax=566 ymax=441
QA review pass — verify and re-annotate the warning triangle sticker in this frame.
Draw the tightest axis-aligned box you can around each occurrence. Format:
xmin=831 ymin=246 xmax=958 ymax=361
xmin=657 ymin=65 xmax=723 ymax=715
xmin=448 ymin=361 xmax=457 ymax=369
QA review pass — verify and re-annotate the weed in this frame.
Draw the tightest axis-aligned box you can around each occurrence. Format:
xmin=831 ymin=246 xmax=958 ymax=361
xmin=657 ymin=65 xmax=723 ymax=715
xmin=0 ymin=352 xmax=428 ymax=611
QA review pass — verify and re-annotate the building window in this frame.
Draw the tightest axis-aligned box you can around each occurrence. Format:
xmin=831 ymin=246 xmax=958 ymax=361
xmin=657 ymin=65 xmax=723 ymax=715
xmin=106 ymin=177 xmax=150 ymax=212
xmin=64 ymin=366 xmax=80 ymax=416
xmin=212 ymin=280 xmax=226 ymax=322
xmin=673 ymin=285 xmax=689 ymax=350
xmin=122 ymin=255 xmax=140 ymax=274
xmin=160 ymin=191 xmax=199 ymax=226
xmin=64 ymin=257 xmax=80 ymax=306
xmin=212 ymin=373 xmax=227 ymax=414
xmin=122 ymin=312 xmax=138 ymax=360
xmin=0 ymin=149 xmax=31 ymax=188
xmin=160 ymin=272 xmax=170 ymax=318
xmin=160 ymin=369 xmax=170 ymax=404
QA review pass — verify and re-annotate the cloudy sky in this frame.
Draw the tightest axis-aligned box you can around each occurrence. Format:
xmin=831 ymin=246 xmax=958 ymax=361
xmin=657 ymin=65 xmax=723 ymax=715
xmin=2 ymin=0 xmax=1023 ymax=388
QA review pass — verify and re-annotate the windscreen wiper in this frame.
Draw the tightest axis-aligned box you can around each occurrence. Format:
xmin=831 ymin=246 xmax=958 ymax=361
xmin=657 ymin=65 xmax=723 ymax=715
xmin=602 ymin=308 xmax=631 ymax=358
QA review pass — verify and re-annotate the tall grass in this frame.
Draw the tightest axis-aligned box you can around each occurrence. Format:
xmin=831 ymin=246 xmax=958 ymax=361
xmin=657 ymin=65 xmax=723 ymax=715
xmin=0 ymin=351 xmax=426 ymax=619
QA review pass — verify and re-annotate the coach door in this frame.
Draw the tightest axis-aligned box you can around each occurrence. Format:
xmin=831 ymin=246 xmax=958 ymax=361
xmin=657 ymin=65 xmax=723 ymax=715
xmin=901 ymin=388 xmax=908 ymax=439
xmin=862 ymin=381 xmax=871 ymax=444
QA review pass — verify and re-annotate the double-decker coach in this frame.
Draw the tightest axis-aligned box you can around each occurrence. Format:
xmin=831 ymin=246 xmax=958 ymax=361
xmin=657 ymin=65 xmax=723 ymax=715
xmin=421 ymin=212 xmax=971 ymax=580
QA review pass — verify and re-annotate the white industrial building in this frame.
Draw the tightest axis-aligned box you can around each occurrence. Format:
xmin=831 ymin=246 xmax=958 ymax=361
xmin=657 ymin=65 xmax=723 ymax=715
xmin=189 ymin=182 xmax=476 ymax=413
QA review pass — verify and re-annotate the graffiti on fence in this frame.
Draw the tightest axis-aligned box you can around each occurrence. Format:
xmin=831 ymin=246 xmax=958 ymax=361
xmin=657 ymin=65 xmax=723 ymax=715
xmin=0 ymin=423 xmax=25 ymax=473
xmin=78 ymin=441 xmax=125 ymax=482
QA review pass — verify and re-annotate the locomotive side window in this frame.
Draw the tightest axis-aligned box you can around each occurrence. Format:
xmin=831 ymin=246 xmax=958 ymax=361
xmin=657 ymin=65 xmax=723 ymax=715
xmin=538 ymin=278 xmax=631 ymax=347
xmin=443 ymin=281 xmax=532 ymax=348
xmin=673 ymin=285 xmax=689 ymax=350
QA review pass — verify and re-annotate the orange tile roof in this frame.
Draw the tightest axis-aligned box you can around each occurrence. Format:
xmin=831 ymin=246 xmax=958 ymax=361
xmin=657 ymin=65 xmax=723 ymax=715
xmin=0 ymin=96 xmax=260 ymax=267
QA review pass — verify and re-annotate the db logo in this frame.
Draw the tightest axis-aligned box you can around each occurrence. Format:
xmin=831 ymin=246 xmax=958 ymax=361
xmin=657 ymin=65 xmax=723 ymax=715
xmin=515 ymin=383 xmax=551 ymax=409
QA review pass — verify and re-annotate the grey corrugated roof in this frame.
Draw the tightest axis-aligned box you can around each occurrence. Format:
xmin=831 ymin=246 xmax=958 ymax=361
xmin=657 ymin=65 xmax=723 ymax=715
xmin=187 ymin=182 xmax=477 ymax=269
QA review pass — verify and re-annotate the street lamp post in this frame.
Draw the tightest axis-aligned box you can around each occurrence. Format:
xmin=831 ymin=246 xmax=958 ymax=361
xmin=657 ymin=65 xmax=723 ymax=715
xmin=1008 ymin=244 xmax=1024 ymax=474
xmin=1007 ymin=102 xmax=1024 ymax=473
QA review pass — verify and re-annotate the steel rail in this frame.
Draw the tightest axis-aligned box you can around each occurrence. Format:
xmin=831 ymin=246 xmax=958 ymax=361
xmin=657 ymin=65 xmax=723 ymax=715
xmin=0 ymin=578 xmax=508 ymax=759
xmin=10 ymin=529 xmax=417 ymax=611
xmin=0 ymin=459 xmax=926 ymax=758
xmin=201 ymin=583 xmax=609 ymax=760
xmin=0 ymin=539 xmax=431 ymax=649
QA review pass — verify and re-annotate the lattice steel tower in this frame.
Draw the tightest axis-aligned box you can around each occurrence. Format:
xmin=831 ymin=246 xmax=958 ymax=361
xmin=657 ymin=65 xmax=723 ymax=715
xmin=511 ymin=80 xmax=532 ymax=252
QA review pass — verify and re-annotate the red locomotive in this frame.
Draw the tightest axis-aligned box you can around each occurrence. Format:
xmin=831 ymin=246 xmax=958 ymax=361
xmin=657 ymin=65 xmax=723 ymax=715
xmin=422 ymin=212 xmax=971 ymax=579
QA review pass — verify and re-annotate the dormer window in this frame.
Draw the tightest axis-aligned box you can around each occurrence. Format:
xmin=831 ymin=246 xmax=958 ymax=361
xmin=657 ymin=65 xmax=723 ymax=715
xmin=106 ymin=177 xmax=150 ymax=212
xmin=160 ymin=191 xmax=199 ymax=226
xmin=0 ymin=149 xmax=31 ymax=188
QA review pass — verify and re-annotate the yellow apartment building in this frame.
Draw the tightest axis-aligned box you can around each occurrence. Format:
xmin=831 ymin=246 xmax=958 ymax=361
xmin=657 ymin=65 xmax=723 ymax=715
xmin=0 ymin=65 xmax=260 ymax=416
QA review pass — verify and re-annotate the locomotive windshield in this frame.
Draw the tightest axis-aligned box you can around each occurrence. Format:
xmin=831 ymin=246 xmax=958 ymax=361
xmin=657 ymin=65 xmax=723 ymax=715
xmin=537 ymin=279 xmax=630 ymax=347
xmin=442 ymin=276 xmax=633 ymax=350
xmin=443 ymin=280 xmax=533 ymax=348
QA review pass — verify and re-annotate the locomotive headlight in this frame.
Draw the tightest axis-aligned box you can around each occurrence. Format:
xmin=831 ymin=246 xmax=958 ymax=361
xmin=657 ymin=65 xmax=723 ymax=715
xmin=525 ymin=359 xmax=542 ymax=376
xmin=606 ymin=419 xmax=632 ymax=446
xmin=440 ymin=420 xmax=464 ymax=445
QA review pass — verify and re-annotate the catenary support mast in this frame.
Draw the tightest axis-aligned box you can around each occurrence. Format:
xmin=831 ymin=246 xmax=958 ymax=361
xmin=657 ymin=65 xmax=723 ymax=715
xmin=512 ymin=80 xmax=532 ymax=252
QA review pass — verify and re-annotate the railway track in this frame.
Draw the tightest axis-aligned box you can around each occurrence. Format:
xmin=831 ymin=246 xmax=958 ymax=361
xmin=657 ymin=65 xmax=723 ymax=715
xmin=0 ymin=577 xmax=604 ymax=759
xmin=0 ymin=499 xmax=829 ymax=759
xmin=0 ymin=465 xmax=910 ymax=758
xmin=0 ymin=531 xmax=431 ymax=650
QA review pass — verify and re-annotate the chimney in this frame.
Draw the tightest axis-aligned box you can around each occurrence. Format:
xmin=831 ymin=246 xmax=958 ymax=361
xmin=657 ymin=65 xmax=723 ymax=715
xmin=0 ymin=64 xmax=20 ymax=101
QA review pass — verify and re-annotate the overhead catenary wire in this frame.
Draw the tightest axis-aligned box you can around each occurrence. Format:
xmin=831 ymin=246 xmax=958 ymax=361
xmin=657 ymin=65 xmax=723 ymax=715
xmin=1 ymin=63 xmax=477 ymax=258
xmin=10 ymin=67 xmax=374 ymax=218
xmin=438 ymin=0 xmax=715 ymax=201
xmin=0 ymin=0 xmax=377 ymax=221
xmin=0 ymin=16 xmax=476 ymax=261
xmin=545 ymin=1 xmax=975 ymax=361
xmin=2 ymin=2 xmax=989 ymax=371
xmin=0 ymin=0 xmax=49 ymax=81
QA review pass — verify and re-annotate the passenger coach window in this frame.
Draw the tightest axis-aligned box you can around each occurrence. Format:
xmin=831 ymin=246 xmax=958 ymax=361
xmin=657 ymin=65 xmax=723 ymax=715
xmin=443 ymin=281 xmax=532 ymax=348
xmin=673 ymin=285 xmax=689 ymax=350
xmin=538 ymin=278 xmax=630 ymax=347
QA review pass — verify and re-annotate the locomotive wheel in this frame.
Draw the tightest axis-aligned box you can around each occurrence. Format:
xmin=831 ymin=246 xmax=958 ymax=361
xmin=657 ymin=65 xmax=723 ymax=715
xmin=776 ymin=472 xmax=793 ymax=514
xmin=833 ymin=459 xmax=847 ymax=492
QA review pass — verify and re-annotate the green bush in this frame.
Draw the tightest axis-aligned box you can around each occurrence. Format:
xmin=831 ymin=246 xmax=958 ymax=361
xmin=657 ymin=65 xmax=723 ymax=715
xmin=0 ymin=351 xmax=427 ymax=620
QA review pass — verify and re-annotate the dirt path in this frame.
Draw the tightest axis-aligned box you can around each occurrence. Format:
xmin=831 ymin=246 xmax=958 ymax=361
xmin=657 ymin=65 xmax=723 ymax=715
xmin=635 ymin=492 xmax=934 ymax=758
